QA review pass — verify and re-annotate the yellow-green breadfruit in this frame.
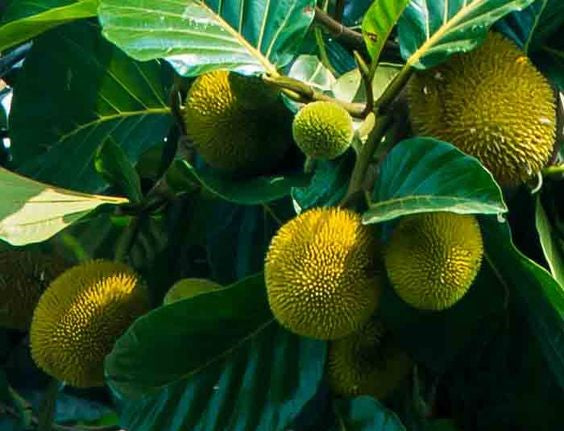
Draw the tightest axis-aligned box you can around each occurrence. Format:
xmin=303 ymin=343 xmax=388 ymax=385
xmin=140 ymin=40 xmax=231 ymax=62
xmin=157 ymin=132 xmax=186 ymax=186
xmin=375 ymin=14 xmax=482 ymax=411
xmin=0 ymin=251 xmax=68 ymax=330
xmin=183 ymin=70 xmax=290 ymax=174
xmin=385 ymin=212 xmax=483 ymax=311
xmin=408 ymin=32 xmax=556 ymax=186
xmin=292 ymin=101 xmax=354 ymax=160
xmin=265 ymin=207 xmax=382 ymax=340
xmin=227 ymin=72 xmax=280 ymax=109
xmin=30 ymin=260 xmax=149 ymax=388
xmin=328 ymin=319 xmax=412 ymax=399
xmin=163 ymin=278 xmax=222 ymax=305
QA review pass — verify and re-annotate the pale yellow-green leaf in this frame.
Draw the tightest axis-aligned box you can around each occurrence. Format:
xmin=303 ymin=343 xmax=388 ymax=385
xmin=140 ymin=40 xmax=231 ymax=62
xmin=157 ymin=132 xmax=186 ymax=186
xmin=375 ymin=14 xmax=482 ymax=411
xmin=0 ymin=167 xmax=127 ymax=246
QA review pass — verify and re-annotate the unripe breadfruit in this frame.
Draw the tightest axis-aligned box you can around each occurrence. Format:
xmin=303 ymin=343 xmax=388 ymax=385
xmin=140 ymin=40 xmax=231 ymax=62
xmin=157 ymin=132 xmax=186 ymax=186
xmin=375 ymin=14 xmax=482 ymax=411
xmin=408 ymin=32 xmax=556 ymax=186
xmin=328 ymin=319 xmax=412 ymax=399
xmin=227 ymin=72 xmax=280 ymax=109
xmin=292 ymin=101 xmax=354 ymax=160
xmin=30 ymin=260 xmax=149 ymax=388
xmin=163 ymin=278 xmax=222 ymax=305
xmin=265 ymin=207 xmax=382 ymax=340
xmin=184 ymin=70 xmax=290 ymax=174
xmin=0 ymin=251 xmax=68 ymax=331
xmin=385 ymin=212 xmax=483 ymax=311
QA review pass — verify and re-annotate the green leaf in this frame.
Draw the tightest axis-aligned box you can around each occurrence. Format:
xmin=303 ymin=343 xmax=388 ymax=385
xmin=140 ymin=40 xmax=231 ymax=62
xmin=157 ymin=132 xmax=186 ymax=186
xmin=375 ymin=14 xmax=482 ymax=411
xmin=0 ymin=0 xmax=98 ymax=52
xmin=363 ymin=138 xmax=507 ymax=225
xmin=481 ymin=217 xmax=564 ymax=389
xmin=98 ymin=0 xmax=316 ymax=77
xmin=95 ymin=139 xmax=143 ymax=203
xmin=332 ymin=63 xmax=401 ymax=104
xmin=292 ymin=151 xmax=355 ymax=211
xmin=494 ymin=0 xmax=547 ymax=51
xmin=0 ymin=166 xmax=127 ymax=246
xmin=105 ymin=274 xmax=272 ymax=396
xmin=535 ymin=196 xmax=564 ymax=287
xmin=333 ymin=397 xmax=406 ymax=431
xmin=174 ymin=160 xmax=310 ymax=205
xmin=10 ymin=22 xmax=172 ymax=192
xmin=117 ymin=323 xmax=326 ymax=431
xmin=424 ymin=419 xmax=460 ymax=431
xmin=398 ymin=0 xmax=536 ymax=69
xmin=362 ymin=0 xmax=410 ymax=66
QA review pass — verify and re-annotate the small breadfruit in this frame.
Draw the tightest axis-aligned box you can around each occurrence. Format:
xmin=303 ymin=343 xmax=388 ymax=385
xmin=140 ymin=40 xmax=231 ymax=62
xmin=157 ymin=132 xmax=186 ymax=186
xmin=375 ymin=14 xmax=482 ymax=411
xmin=30 ymin=260 xmax=149 ymax=388
xmin=265 ymin=207 xmax=382 ymax=340
xmin=163 ymin=278 xmax=222 ymax=305
xmin=385 ymin=212 xmax=483 ymax=311
xmin=292 ymin=101 xmax=354 ymax=160
xmin=0 ymin=251 xmax=68 ymax=330
xmin=183 ymin=70 xmax=290 ymax=174
xmin=408 ymin=32 xmax=556 ymax=186
xmin=328 ymin=319 xmax=412 ymax=399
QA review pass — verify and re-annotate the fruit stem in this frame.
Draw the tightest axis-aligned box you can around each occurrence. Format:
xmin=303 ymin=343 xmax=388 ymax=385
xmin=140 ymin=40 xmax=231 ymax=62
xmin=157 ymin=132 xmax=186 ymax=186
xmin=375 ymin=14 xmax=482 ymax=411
xmin=340 ymin=114 xmax=392 ymax=207
xmin=542 ymin=164 xmax=564 ymax=179
xmin=37 ymin=378 xmax=61 ymax=431
xmin=262 ymin=75 xmax=365 ymax=118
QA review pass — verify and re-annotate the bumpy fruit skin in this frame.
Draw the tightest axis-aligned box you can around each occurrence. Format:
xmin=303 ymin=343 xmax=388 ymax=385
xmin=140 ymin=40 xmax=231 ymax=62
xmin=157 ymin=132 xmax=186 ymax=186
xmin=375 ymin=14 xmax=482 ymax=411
xmin=227 ymin=72 xmax=279 ymax=109
xmin=0 ymin=251 xmax=68 ymax=330
xmin=328 ymin=319 xmax=412 ymax=399
xmin=408 ymin=32 xmax=556 ymax=186
xmin=385 ymin=212 xmax=483 ymax=311
xmin=184 ymin=70 xmax=290 ymax=175
xmin=265 ymin=207 xmax=381 ymax=340
xmin=292 ymin=101 xmax=354 ymax=160
xmin=163 ymin=278 xmax=222 ymax=305
xmin=30 ymin=260 xmax=149 ymax=388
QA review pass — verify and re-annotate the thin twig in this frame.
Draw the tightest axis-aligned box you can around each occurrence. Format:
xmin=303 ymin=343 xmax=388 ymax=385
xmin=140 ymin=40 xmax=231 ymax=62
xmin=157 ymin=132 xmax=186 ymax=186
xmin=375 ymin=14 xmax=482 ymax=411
xmin=353 ymin=51 xmax=374 ymax=116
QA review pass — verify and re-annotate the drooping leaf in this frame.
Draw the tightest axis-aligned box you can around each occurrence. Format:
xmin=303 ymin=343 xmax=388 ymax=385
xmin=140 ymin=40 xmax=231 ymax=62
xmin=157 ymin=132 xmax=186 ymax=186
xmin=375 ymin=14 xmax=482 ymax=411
xmin=174 ymin=160 xmax=310 ymax=206
xmin=95 ymin=139 xmax=143 ymax=203
xmin=398 ymin=0 xmax=536 ymax=69
xmin=535 ymin=196 xmax=564 ymax=287
xmin=332 ymin=396 xmax=406 ymax=431
xmin=117 ymin=323 xmax=326 ymax=431
xmin=0 ymin=0 xmax=98 ymax=51
xmin=9 ymin=21 xmax=172 ymax=192
xmin=98 ymin=0 xmax=316 ymax=77
xmin=363 ymin=138 xmax=507 ymax=225
xmin=362 ymin=0 xmax=410 ymax=67
xmin=0 ymin=166 xmax=127 ymax=246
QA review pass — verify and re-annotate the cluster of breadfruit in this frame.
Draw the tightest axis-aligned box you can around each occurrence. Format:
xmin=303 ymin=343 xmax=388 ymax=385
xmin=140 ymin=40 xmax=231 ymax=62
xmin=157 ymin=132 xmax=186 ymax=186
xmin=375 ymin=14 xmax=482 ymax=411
xmin=265 ymin=207 xmax=483 ymax=399
xmin=0 ymin=252 xmax=149 ymax=388
xmin=182 ymin=69 xmax=355 ymax=177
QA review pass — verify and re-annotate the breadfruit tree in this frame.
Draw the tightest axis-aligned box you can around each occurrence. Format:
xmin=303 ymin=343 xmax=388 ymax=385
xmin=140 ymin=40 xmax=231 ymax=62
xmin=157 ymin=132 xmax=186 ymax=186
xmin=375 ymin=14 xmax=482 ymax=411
xmin=0 ymin=1 xmax=563 ymax=430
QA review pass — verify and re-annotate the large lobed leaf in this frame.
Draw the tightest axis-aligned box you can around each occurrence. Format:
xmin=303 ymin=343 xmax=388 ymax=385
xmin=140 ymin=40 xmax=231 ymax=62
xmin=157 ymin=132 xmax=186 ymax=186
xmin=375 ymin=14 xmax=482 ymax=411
xmin=364 ymin=138 xmax=507 ymax=225
xmin=98 ymin=0 xmax=316 ymax=77
xmin=9 ymin=21 xmax=172 ymax=193
xmin=0 ymin=0 xmax=98 ymax=51
xmin=0 ymin=167 xmax=126 ymax=246
xmin=398 ymin=0 xmax=536 ymax=69
xmin=106 ymin=274 xmax=326 ymax=431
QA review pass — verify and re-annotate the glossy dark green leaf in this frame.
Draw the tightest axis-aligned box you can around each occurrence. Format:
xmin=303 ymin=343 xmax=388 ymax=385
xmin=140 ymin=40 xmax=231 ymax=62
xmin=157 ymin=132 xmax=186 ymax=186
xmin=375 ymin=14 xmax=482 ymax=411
xmin=10 ymin=22 xmax=172 ymax=192
xmin=333 ymin=396 xmax=406 ymax=431
xmin=494 ymin=0 xmax=546 ymax=50
xmin=398 ymin=0 xmax=536 ymax=69
xmin=535 ymin=196 xmax=564 ymax=287
xmin=292 ymin=151 xmax=354 ymax=211
xmin=105 ymin=274 xmax=272 ymax=397
xmin=480 ymin=218 xmax=564 ymax=389
xmin=363 ymin=138 xmax=506 ymax=225
xmin=424 ymin=419 xmax=460 ymax=431
xmin=362 ymin=0 xmax=410 ymax=65
xmin=0 ymin=0 xmax=97 ymax=51
xmin=529 ymin=0 xmax=564 ymax=49
xmin=175 ymin=160 xmax=310 ymax=205
xmin=95 ymin=139 xmax=143 ymax=203
xmin=99 ymin=0 xmax=316 ymax=77
xmin=117 ymin=323 xmax=326 ymax=431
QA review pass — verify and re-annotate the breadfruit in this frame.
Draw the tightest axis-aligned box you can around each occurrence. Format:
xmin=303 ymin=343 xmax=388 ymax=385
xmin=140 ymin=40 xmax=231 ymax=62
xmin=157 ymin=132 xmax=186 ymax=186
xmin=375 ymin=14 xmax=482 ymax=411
xmin=183 ymin=70 xmax=290 ymax=174
xmin=408 ymin=32 xmax=556 ymax=186
xmin=30 ymin=260 xmax=149 ymax=388
xmin=227 ymin=72 xmax=279 ymax=109
xmin=265 ymin=207 xmax=382 ymax=340
xmin=163 ymin=278 xmax=222 ymax=305
xmin=385 ymin=212 xmax=483 ymax=311
xmin=328 ymin=319 xmax=412 ymax=399
xmin=0 ymin=251 xmax=68 ymax=330
xmin=292 ymin=101 xmax=354 ymax=160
